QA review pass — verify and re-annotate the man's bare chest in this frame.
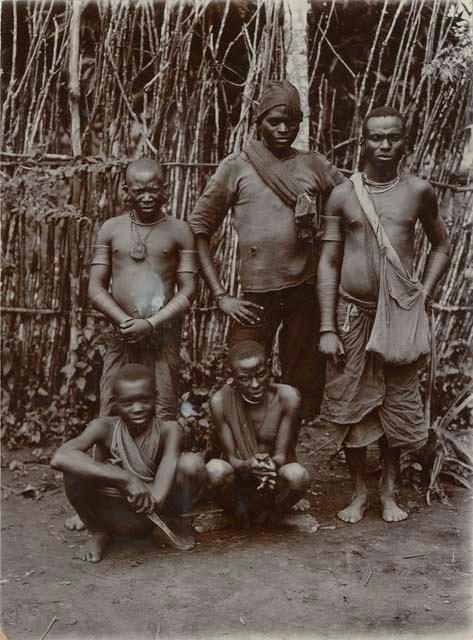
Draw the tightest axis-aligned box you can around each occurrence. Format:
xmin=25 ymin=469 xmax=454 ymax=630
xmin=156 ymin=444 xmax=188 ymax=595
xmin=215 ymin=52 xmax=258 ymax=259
xmin=345 ymin=189 xmax=420 ymax=240
xmin=111 ymin=225 xmax=179 ymax=265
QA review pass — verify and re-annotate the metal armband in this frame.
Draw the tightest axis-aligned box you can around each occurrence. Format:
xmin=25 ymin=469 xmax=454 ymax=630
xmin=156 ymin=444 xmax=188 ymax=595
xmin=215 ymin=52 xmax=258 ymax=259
xmin=320 ymin=216 xmax=343 ymax=242
xmin=91 ymin=244 xmax=112 ymax=266
xmin=177 ymin=250 xmax=199 ymax=274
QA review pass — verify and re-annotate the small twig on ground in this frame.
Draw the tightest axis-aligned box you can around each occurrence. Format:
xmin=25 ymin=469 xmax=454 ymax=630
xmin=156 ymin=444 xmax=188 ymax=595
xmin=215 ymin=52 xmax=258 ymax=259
xmin=316 ymin=437 xmax=334 ymax=451
xmin=39 ymin=616 xmax=58 ymax=640
xmin=363 ymin=562 xmax=372 ymax=587
xmin=402 ymin=553 xmax=427 ymax=559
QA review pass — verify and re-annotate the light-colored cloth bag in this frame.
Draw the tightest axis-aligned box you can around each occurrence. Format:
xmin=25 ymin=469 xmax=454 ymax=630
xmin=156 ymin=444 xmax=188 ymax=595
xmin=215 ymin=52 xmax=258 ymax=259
xmin=351 ymin=173 xmax=430 ymax=365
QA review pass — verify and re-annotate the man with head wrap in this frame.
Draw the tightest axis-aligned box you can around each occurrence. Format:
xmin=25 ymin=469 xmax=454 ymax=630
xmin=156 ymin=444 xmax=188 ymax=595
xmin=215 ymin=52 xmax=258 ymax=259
xmin=190 ymin=80 xmax=346 ymax=418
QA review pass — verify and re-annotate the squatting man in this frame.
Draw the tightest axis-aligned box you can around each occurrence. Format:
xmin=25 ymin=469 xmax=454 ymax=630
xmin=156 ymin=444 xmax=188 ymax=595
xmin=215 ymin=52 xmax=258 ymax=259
xmin=53 ymin=105 xmax=450 ymax=561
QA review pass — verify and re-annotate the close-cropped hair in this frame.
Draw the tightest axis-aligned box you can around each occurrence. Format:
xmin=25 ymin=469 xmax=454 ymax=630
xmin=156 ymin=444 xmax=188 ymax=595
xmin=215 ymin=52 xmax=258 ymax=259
xmin=227 ymin=340 xmax=267 ymax=371
xmin=362 ymin=106 xmax=405 ymax=137
xmin=111 ymin=363 xmax=154 ymax=395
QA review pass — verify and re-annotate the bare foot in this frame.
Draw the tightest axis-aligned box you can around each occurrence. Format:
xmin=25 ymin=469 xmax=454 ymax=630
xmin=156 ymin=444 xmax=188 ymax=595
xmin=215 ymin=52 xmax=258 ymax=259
xmin=65 ymin=514 xmax=85 ymax=531
xmin=280 ymin=512 xmax=319 ymax=533
xmin=291 ymin=498 xmax=311 ymax=513
xmin=337 ymin=494 xmax=368 ymax=524
xmin=74 ymin=532 xmax=110 ymax=563
xmin=380 ymin=497 xmax=408 ymax=522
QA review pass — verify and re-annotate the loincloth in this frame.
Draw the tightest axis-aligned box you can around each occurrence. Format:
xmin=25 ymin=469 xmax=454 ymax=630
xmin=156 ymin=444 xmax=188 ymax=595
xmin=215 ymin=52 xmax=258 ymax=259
xmin=100 ymin=324 xmax=181 ymax=421
xmin=320 ymin=288 xmax=427 ymax=450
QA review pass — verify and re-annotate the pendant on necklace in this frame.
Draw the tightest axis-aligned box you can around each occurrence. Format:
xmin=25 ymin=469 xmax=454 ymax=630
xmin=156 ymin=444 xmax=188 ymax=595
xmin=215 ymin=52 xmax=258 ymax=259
xmin=129 ymin=241 xmax=147 ymax=261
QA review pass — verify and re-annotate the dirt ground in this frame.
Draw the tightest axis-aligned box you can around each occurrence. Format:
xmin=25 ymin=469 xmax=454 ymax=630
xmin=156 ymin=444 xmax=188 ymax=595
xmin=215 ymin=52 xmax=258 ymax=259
xmin=1 ymin=425 xmax=472 ymax=640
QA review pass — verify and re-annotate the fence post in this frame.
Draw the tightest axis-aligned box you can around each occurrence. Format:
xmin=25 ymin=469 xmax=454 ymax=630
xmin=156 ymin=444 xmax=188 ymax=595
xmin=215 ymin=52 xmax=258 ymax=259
xmin=284 ymin=0 xmax=309 ymax=150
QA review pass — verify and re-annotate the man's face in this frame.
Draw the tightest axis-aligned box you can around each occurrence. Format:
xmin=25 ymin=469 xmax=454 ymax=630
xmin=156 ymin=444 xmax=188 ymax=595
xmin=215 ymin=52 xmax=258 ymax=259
xmin=258 ymin=105 xmax=300 ymax=154
xmin=363 ymin=116 xmax=405 ymax=169
xmin=125 ymin=169 xmax=165 ymax=220
xmin=114 ymin=378 xmax=155 ymax=436
xmin=233 ymin=355 xmax=269 ymax=403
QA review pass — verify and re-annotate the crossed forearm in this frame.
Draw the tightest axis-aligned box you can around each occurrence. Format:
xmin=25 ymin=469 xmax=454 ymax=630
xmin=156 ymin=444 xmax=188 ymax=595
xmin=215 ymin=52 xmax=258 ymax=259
xmin=89 ymin=287 xmax=131 ymax=325
xmin=52 ymin=449 xmax=130 ymax=488
xmin=146 ymin=292 xmax=191 ymax=330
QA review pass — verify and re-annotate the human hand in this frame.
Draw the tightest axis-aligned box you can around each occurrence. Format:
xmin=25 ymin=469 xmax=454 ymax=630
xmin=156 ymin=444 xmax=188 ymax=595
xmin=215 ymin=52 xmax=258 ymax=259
xmin=252 ymin=454 xmax=277 ymax=491
xmin=125 ymin=475 xmax=156 ymax=514
xmin=423 ymin=289 xmax=433 ymax=312
xmin=319 ymin=331 xmax=345 ymax=368
xmin=248 ymin=453 xmax=277 ymax=478
xmin=218 ymin=295 xmax=263 ymax=325
xmin=119 ymin=318 xmax=153 ymax=343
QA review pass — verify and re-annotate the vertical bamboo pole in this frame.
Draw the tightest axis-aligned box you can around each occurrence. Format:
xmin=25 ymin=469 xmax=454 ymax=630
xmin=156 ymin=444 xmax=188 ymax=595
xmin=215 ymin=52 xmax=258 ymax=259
xmin=284 ymin=0 xmax=309 ymax=150
xmin=68 ymin=0 xmax=82 ymax=159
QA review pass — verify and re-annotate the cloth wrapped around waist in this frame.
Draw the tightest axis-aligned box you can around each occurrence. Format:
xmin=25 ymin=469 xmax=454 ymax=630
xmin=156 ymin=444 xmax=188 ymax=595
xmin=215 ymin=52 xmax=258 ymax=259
xmin=320 ymin=288 xmax=427 ymax=449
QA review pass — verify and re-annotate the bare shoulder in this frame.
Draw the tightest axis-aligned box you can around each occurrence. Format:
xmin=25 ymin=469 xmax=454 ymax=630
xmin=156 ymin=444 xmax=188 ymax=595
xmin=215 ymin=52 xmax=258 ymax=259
xmin=96 ymin=214 xmax=128 ymax=241
xmin=85 ymin=416 xmax=116 ymax=440
xmin=160 ymin=419 xmax=181 ymax=437
xmin=165 ymin=216 xmax=195 ymax=249
xmin=209 ymin=389 xmax=227 ymax=423
xmin=326 ymin=179 xmax=355 ymax=215
xmin=274 ymin=383 xmax=302 ymax=410
xmin=159 ymin=419 xmax=182 ymax=450
xmin=405 ymin=174 xmax=435 ymax=198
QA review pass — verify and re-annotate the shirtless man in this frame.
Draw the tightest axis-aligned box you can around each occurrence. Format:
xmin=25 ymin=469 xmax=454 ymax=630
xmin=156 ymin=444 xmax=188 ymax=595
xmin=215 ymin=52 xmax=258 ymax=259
xmin=317 ymin=106 xmax=450 ymax=523
xmin=206 ymin=340 xmax=310 ymax=526
xmin=89 ymin=156 xmax=198 ymax=421
xmin=190 ymin=80 xmax=345 ymax=418
xmin=66 ymin=157 xmax=197 ymax=532
xmin=51 ymin=364 xmax=207 ymax=562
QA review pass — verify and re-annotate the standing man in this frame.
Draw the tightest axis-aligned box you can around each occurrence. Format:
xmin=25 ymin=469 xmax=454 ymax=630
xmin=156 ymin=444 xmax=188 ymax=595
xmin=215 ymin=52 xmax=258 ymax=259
xmin=317 ymin=106 xmax=450 ymax=524
xmin=66 ymin=157 xmax=198 ymax=533
xmin=189 ymin=80 xmax=346 ymax=418
xmin=89 ymin=157 xmax=198 ymax=421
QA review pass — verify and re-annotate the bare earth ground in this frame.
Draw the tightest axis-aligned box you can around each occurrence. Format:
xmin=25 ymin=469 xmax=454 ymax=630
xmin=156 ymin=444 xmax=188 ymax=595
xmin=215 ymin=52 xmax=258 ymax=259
xmin=1 ymin=425 xmax=472 ymax=640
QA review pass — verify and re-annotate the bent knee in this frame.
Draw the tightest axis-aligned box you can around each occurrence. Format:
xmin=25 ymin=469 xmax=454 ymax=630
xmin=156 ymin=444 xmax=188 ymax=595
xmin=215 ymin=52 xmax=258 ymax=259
xmin=279 ymin=463 xmax=310 ymax=491
xmin=206 ymin=459 xmax=234 ymax=487
xmin=177 ymin=452 xmax=207 ymax=481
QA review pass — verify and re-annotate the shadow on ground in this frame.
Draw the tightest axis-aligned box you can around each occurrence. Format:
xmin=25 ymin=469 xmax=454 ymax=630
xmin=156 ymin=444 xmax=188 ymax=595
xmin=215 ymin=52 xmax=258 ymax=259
xmin=2 ymin=425 xmax=472 ymax=640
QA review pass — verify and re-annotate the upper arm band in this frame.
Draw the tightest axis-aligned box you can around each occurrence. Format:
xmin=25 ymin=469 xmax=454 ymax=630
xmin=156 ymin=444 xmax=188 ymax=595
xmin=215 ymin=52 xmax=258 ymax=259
xmin=177 ymin=250 xmax=199 ymax=274
xmin=91 ymin=244 xmax=112 ymax=266
xmin=320 ymin=216 xmax=343 ymax=242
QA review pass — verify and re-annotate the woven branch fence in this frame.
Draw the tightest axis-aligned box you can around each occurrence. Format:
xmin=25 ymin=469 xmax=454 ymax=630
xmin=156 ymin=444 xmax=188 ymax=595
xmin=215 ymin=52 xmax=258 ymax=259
xmin=1 ymin=0 xmax=471 ymax=428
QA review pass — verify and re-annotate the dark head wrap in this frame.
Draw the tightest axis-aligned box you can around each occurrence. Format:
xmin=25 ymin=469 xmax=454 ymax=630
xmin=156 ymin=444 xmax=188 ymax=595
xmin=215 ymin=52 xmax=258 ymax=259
xmin=256 ymin=80 xmax=303 ymax=123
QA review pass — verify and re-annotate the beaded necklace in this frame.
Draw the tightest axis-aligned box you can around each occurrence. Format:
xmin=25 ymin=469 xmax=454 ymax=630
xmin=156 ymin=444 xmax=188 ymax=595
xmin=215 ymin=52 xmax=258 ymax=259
xmin=362 ymin=173 xmax=402 ymax=195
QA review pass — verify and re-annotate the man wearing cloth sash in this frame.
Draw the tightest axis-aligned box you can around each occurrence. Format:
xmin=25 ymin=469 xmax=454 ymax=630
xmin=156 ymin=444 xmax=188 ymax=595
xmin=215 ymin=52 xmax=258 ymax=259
xmin=206 ymin=341 xmax=310 ymax=526
xmin=190 ymin=80 xmax=346 ymax=417
xmin=317 ymin=106 xmax=450 ymax=524
xmin=52 ymin=364 xmax=207 ymax=562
